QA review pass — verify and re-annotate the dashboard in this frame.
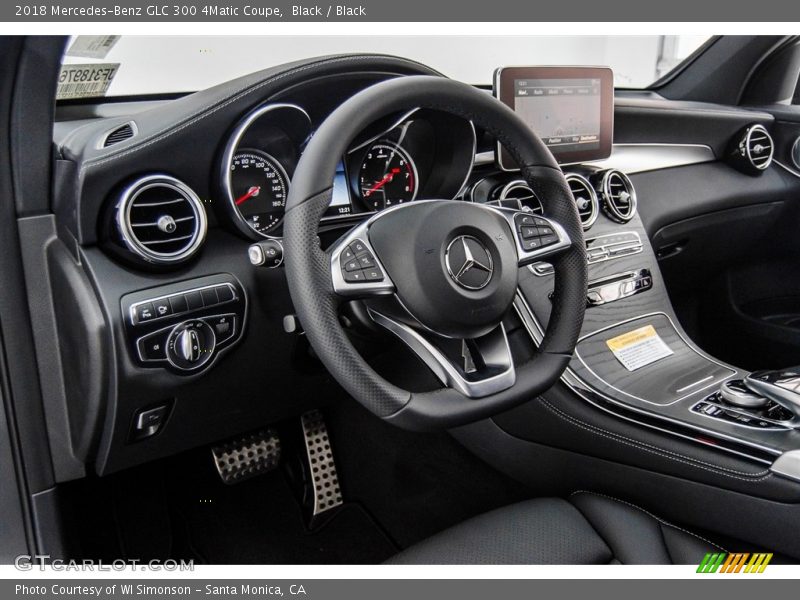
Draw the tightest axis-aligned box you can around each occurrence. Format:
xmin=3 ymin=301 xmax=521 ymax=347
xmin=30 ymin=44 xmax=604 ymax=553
xmin=46 ymin=53 xmax=790 ymax=480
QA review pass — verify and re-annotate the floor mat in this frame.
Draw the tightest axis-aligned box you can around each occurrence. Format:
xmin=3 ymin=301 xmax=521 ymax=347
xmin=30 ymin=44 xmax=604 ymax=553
xmin=168 ymin=454 xmax=398 ymax=564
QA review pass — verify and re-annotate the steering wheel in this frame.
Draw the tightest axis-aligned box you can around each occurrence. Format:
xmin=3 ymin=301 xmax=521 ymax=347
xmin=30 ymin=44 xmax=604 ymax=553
xmin=284 ymin=76 xmax=587 ymax=431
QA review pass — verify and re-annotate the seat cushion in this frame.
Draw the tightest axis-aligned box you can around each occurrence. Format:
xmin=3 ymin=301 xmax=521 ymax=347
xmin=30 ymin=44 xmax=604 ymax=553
xmin=386 ymin=491 xmax=723 ymax=564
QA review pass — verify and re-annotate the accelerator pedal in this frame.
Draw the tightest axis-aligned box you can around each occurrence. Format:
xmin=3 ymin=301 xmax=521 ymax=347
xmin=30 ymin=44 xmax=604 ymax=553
xmin=301 ymin=410 xmax=343 ymax=518
xmin=212 ymin=429 xmax=281 ymax=485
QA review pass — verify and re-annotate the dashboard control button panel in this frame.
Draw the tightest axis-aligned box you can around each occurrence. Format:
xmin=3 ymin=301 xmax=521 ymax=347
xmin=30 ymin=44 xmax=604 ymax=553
xmin=122 ymin=275 xmax=246 ymax=374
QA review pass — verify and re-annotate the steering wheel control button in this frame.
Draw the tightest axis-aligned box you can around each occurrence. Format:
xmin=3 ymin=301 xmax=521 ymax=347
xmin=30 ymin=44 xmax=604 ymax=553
xmin=358 ymin=254 xmax=376 ymax=268
xmin=364 ymin=267 xmax=385 ymax=281
xmin=343 ymin=269 xmax=367 ymax=283
xmin=343 ymin=259 xmax=362 ymax=272
xmin=522 ymin=238 xmax=543 ymax=251
xmin=350 ymin=239 xmax=369 ymax=256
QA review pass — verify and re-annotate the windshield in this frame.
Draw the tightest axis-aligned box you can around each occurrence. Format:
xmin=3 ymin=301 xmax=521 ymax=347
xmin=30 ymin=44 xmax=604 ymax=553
xmin=60 ymin=35 xmax=711 ymax=99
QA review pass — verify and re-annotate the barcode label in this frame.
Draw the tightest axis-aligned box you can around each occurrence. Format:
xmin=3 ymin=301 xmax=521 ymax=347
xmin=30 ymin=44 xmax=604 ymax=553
xmin=57 ymin=63 xmax=120 ymax=100
xmin=65 ymin=35 xmax=120 ymax=59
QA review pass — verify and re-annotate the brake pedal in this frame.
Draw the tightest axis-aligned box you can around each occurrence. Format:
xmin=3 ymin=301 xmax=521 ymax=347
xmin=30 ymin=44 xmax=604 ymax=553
xmin=212 ymin=429 xmax=281 ymax=485
xmin=301 ymin=410 xmax=343 ymax=516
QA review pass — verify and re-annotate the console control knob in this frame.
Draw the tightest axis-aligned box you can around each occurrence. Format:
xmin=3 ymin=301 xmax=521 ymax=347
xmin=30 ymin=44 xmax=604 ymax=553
xmin=166 ymin=320 xmax=215 ymax=371
xmin=720 ymin=379 xmax=768 ymax=408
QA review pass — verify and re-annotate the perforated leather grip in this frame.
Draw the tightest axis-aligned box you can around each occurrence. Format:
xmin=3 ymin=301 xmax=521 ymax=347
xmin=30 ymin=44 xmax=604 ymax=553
xmin=284 ymin=76 xmax=587 ymax=429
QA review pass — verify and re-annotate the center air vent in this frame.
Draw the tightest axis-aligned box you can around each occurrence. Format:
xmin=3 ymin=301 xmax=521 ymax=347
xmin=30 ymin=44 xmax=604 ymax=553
xmin=498 ymin=180 xmax=543 ymax=214
xmin=114 ymin=175 xmax=207 ymax=265
xmin=729 ymin=124 xmax=773 ymax=175
xmin=565 ymin=173 xmax=598 ymax=230
xmin=600 ymin=170 xmax=637 ymax=223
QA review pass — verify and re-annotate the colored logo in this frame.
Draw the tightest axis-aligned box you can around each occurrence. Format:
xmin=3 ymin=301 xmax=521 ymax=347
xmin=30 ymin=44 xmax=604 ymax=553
xmin=697 ymin=552 xmax=773 ymax=573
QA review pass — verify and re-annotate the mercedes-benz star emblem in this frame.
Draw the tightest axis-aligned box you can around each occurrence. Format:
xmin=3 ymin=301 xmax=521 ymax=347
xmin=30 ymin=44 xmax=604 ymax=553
xmin=445 ymin=235 xmax=494 ymax=290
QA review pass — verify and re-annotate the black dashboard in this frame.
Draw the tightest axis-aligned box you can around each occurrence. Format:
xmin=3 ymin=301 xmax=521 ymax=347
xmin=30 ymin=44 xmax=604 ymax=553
xmin=47 ymin=53 xmax=799 ymax=481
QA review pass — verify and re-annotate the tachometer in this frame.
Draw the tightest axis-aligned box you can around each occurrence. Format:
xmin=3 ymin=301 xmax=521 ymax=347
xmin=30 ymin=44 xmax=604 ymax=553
xmin=358 ymin=141 xmax=418 ymax=211
xmin=228 ymin=150 xmax=289 ymax=236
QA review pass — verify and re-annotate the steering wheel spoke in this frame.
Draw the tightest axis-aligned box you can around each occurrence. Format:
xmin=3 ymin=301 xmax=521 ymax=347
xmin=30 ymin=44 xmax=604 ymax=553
xmin=368 ymin=308 xmax=516 ymax=399
xmin=329 ymin=218 xmax=396 ymax=298
xmin=491 ymin=208 xmax=572 ymax=266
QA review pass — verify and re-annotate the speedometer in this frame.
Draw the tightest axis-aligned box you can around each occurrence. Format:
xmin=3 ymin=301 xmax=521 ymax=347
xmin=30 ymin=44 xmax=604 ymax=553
xmin=358 ymin=141 xmax=418 ymax=211
xmin=228 ymin=150 xmax=289 ymax=236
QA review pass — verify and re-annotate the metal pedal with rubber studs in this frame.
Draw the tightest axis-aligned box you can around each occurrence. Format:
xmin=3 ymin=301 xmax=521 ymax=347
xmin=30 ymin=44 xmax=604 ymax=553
xmin=301 ymin=410 xmax=343 ymax=516
xmin=212 ymin=429 xmax=281 ymax=485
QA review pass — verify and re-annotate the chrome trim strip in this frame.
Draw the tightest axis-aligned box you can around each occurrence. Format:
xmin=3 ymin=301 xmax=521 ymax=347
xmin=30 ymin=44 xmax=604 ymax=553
xmin=476 ymin=143 xmax=716 ymax=174
xmin=369 ymin=310 xmax=516 ymax=399
xmin=774 ymin=158 xmax=800 ymax=179
xmin=220 ymin=103 xmax=312 ymax=240
xmin=770 ymin=450 xmax=800 ymax=482
xmin=676 ymin=375 xmax=715 ymax=394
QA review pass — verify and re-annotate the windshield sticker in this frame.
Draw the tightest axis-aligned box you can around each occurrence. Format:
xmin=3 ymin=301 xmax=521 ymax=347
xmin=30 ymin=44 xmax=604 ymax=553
xmin=65 ymin=35 xmax=120 ymax=59
xmin=57 ymin=63 xmax=120 ymax=100
xmin=606 ymin=324 xmax=673 ymax=371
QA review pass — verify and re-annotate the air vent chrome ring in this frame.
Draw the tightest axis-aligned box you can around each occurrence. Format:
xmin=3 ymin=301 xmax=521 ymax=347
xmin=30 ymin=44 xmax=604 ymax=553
xmin=564 ymin=173 xmax=598 ymax=230
xmin=116 ymin=174 xmax=207 ymax=265
xmin=600 ymin=169 xmax=637 ymax=223
xmin=743 ymin=124 xmax=774 ymax=171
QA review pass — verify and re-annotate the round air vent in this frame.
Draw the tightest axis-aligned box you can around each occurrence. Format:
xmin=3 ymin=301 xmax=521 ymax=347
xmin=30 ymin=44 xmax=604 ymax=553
xmin=730 ymin=124 xmax=774 ymax=174
xmin=565 ymin=173 xmax=598 ymax=230
xmin=600 ymin=170 xmax=637 ymax=223
xmin=114 ymin=175 xmax=207 ymax=265
xmin=498 ymin=180 xmax=543 ymax=214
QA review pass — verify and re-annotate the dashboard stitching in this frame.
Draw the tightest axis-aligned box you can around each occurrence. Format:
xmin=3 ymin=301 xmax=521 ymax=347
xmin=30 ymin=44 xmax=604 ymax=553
xmin=569 ymin=490 xmax=728 ymax=553
xmin=78 ymin=55 xmax=439 ymax=177
xmin=539 ymin=397 xmax=772 ymax=481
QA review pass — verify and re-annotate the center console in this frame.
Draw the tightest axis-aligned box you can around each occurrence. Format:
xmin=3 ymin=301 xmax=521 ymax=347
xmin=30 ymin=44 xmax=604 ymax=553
xmin=483 ymin=65 xmax=800 ymax=483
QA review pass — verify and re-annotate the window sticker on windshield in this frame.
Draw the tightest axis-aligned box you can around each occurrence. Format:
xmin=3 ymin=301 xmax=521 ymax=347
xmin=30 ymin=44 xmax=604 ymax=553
xmin=65 ymin=36 xmax=120 ymax=59
xmin=57 ymin=63 xmax=120 ymax=100
xmin=605 ymin=324 xmax=673 ymax=372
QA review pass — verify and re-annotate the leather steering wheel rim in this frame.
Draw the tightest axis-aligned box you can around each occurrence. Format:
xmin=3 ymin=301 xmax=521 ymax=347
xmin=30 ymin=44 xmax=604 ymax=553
xmin=284 ymin=75 xmax=587 ymax=431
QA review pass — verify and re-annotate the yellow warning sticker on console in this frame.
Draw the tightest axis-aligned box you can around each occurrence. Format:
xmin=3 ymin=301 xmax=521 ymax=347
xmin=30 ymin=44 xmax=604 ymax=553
xmin=606 ymin=324 xmax=673 ymax=371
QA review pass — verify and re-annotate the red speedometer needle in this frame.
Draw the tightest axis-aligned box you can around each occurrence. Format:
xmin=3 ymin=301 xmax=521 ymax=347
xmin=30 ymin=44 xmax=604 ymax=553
xmin=364 ymin=168 xmax=401 ymax=197
xmin=235 ymin=186 xmax=261 ymax=205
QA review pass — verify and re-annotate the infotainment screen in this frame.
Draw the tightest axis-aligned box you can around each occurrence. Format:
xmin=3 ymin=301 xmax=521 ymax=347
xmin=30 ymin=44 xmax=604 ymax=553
xmin=494 ymin=66 xmax=614 ymax=169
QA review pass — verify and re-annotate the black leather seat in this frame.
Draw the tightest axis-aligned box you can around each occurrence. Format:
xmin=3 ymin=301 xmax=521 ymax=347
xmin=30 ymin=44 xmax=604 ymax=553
xmin=387 ymin=491 xmax=723 ymax=564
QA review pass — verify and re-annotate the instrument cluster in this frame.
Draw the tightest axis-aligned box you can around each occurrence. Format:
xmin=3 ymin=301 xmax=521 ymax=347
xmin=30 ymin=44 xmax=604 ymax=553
xmin=218 ymin=103 xmax=477 ymax=240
